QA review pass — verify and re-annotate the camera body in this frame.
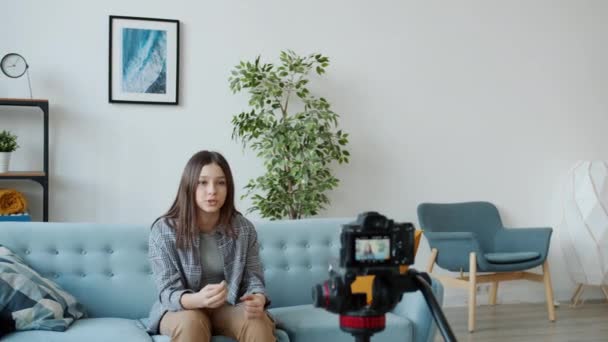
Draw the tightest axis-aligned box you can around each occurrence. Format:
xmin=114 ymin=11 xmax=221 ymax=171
xmin=340 ymin=212 xmax=415 ymax=272
xmin=313 ymin=212 xmax=417 ymax=320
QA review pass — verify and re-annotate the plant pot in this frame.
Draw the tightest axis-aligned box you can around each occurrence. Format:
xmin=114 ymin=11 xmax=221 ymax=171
xmin=0 ymin=152 xmax=11 ymax=173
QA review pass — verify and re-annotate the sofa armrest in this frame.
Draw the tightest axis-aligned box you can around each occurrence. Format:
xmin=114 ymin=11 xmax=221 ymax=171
xmin=391 ymin=276 xmax=444 ymax=342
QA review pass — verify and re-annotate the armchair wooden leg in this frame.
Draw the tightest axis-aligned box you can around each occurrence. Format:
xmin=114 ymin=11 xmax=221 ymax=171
xmin=427 ymin=248 xmax=438 ymax=273
xmin=468 ymin=252 xmax=477 ymax=332
xmin=542 ymin=260 xmax=556 ymax=321
xmin=489 ymin=281 xmax=498 ymax=305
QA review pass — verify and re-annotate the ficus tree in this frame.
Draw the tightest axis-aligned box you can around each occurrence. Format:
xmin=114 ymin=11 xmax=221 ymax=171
xmin=229 ymin=50 xmax=350 ymax=219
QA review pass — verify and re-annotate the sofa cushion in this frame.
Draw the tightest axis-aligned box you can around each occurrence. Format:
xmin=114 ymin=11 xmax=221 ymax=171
xmin=0 ymin=246 xmax=85 ymax=331
xmin=269 ymin=305 xmax=413 ymax=342
xmin=0 ymin=318 xmax=150 ymax=342
xmin=152 ymin=335 xmax=237 ymax=342
xmin=152 ymin=328 xmax=290 ymax=342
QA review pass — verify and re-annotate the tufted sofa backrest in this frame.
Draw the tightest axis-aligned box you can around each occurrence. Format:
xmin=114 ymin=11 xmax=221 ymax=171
xmin=0 ymin=218 xmax=349 ymax=318
xmin=0 ymin=222 xmax=155 ymax=319
xmin=255 ymin=218 xmax=346 ymax=307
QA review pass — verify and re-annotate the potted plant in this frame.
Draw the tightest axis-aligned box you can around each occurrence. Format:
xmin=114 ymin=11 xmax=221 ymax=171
xmin=0 ymin=130 xmax=19 ymax=173
xmin=229 ymin=50 xmax=350 ymax=219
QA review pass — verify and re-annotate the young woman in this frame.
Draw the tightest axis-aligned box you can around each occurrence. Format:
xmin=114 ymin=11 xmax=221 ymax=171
xmin=362 ymin=242 xmax=375 ymax=260
xmin=146 ymin=150 xmax=275 ymax=342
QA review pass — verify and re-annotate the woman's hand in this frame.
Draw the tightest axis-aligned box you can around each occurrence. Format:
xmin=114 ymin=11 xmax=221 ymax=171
xmin=239 ymin=293 xmax=266 ymax=319
xmin=196 ymin=280 xmax=228 ymax=308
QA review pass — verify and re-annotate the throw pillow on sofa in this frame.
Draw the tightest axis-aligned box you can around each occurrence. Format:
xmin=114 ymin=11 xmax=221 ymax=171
xmin=0 ymin=245 xmax=85 ymax=331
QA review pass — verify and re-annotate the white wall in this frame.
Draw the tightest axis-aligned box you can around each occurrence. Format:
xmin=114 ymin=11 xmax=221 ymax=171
xmin=2 ymin=0 xmax=608 ymax=306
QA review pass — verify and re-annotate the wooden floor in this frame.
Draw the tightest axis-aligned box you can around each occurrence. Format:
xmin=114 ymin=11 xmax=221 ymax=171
xmin=436 ymin=302 xmax=608 ymax=342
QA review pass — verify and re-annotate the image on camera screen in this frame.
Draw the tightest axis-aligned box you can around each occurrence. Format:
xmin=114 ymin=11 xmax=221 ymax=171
xmin=355 ymin=237 xmax=390 ymax=262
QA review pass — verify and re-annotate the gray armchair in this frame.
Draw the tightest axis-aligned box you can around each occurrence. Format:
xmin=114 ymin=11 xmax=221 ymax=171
xmin=417 ymin=201 xmax=555 ymax=332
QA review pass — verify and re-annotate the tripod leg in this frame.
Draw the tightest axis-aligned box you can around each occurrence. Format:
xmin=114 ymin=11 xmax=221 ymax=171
xmin=411 ymin=270 xmax=458 ymax=342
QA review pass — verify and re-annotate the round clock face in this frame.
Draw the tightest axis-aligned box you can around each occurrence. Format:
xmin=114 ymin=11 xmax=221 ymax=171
xmin=1 ymin=53 xmax=28 ymax=78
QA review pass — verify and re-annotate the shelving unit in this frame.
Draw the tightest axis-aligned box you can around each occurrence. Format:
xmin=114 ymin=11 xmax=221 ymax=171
xmin=0 ymin=98 xmax=49 ymax=221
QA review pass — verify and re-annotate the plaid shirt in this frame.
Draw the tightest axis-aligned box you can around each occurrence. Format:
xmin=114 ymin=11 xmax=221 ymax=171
xmin=145 ymin=214 xmax=268 ymax=334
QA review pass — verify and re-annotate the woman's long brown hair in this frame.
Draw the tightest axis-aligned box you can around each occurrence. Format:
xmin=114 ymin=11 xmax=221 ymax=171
xmin=156 ymin=150 xmax=237 ymax=249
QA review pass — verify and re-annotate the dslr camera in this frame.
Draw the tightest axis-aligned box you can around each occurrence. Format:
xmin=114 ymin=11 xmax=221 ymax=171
xmin=312 ymin=212 xmax=418 ymax=339
xmin=340 ymin=211 xmax=415 ymax=272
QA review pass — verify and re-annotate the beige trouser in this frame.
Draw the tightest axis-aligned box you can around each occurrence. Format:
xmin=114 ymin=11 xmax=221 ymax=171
xmin=159 ymin=304 xmax=276 ymax=342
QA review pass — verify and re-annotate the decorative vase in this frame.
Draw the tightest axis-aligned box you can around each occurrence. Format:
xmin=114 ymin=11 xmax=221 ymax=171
xmin=0 ymin=152 xmax=10 ymax=173
xmin=559 ymin=161 xmax=608 ymax=304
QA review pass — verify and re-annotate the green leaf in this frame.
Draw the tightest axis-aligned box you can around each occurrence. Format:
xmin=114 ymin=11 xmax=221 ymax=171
xmin=0 ymin=130 xmax=19 ymax=152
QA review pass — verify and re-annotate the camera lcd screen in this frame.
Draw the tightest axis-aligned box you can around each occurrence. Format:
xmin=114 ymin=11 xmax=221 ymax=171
xmin=354 ymin=236 xmax=390 ymax=262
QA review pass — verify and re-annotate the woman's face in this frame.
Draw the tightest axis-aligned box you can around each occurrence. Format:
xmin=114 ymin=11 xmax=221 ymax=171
xmin=195 ymin=163 xmax=227 ymax=215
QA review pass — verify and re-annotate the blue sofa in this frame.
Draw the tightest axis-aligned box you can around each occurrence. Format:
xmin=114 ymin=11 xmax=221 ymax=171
xmin=0 ymin=218 xmax=443 ymax=342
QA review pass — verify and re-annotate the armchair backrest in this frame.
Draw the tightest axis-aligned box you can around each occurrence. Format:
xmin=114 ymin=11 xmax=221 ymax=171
xmin=417 ymin=201 xmax=503 ymax=251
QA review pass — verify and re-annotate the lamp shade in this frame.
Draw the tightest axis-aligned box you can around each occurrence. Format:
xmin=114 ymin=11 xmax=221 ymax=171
xmin=559 ymin=161 xmax=608 ymax=285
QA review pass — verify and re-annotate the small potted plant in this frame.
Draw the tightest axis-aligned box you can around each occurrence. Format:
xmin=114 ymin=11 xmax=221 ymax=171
xmin=0 ymin=130 xmax=19 ymax=173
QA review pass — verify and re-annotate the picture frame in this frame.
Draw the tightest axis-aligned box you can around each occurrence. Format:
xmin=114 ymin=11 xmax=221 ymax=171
xmin=109 ymin=15 xmax=180 ymax=105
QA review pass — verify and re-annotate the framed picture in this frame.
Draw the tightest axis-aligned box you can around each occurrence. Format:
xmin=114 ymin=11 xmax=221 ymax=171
xmin=109 ymin=15 xmax=179 ymax=105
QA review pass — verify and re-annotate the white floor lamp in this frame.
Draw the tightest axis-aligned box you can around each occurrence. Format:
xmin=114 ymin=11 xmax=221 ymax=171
xmin=559 ymin=161 xmax=608 ymax=305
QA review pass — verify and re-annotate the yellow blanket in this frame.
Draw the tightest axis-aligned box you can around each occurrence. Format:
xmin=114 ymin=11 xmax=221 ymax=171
xmin=0 ymin=189 xmax=28 ymax=215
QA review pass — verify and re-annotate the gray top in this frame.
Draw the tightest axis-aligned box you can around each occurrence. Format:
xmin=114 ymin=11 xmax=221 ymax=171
xmin=199 ymin=232 xmax=225 ymax=285
xmin=146 ymin=214 xmax=268 ymax=334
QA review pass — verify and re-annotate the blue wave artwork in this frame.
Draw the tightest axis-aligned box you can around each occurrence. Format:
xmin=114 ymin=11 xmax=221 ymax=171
xmin=121 ymin=28 xmax=167 ymax=94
